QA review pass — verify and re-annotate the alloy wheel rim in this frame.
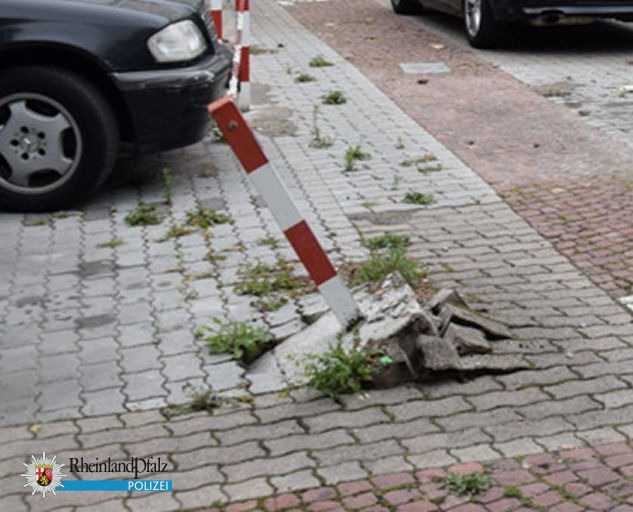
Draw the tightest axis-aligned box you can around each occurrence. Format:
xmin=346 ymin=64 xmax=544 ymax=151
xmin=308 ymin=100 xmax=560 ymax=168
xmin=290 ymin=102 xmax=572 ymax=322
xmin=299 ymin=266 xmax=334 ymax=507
xmin=465 ymin=0 xmax=482 ymax=37
xmin=0 ymin=93 xmax=82 ymax=194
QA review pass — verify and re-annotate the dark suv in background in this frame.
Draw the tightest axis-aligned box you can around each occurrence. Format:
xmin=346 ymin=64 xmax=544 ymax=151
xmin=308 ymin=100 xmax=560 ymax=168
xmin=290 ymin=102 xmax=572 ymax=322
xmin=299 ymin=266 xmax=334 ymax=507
xmin=0 ymin=0 xmax=232 ymax=212
xmin=391 ymin=0 xmax=633 ymax=48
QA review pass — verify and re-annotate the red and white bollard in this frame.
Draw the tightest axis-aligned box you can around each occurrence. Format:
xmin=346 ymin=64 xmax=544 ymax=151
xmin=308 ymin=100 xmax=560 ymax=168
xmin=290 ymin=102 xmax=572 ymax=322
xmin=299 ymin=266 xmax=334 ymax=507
xmin=209 ymin=0 xmax=223 ymax=40
xmin=209 ymin=97 xmax=362 ymax=328
xmin=236 ymin=0 xmax=251 ymax=112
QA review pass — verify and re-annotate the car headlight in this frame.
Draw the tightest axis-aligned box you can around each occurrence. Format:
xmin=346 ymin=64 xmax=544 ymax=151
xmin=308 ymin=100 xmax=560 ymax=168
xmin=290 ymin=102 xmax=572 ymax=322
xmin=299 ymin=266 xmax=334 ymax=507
xmin=148 ymin=20 xmax=207 ymax=63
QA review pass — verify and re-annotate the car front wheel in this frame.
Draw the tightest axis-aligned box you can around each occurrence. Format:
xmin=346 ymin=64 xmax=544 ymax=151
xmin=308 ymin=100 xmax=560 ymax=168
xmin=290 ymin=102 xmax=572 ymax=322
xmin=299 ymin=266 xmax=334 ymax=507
xmin=464 ymin=0 xmax=502 ymax=48
xmin=0 ymin=66 xmax=119 ymax=212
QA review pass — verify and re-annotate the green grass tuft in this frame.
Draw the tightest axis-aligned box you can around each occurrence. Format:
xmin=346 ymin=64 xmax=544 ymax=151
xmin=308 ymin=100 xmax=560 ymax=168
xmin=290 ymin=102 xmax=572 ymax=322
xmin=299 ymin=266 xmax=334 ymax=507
xmin=125 ymin=202 xmax=162 ymax=226
xmin=195 ymin=318 xmax=273 ymax=364
xmin=309 ymin=55 xmax=333 ymax=67
xmin=403 ymin=192 xmax=435 ymax=206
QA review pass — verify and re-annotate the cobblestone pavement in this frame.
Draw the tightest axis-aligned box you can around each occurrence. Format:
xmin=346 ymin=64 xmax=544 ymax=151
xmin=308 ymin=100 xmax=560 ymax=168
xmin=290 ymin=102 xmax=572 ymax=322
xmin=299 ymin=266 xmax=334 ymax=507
xmin=290 ymin=0 xmax=633 ymax=300
xmin=215 ymin=442 xmax=633 ymax=511
xmin=3 ymin=0 xmax=633 ymax=510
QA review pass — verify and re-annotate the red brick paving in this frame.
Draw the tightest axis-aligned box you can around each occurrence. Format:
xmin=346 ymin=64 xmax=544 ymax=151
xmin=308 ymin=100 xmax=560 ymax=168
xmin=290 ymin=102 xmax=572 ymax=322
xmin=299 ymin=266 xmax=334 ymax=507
xmin=216 ymin=442 xmax=633 ymax=511
xmin=287 ymin=0 xmax=633 ymax=300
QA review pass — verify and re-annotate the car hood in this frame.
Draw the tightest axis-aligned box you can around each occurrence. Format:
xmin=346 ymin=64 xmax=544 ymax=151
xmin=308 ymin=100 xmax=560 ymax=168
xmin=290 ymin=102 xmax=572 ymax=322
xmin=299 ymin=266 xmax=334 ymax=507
xmin=64 ymin=0 xmax=204 ymax=22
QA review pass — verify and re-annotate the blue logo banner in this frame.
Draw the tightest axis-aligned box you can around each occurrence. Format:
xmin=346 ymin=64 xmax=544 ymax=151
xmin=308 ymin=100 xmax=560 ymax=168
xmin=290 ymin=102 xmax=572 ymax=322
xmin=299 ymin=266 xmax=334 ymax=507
xmin=59 ymin=480 xmax=172 ymax=492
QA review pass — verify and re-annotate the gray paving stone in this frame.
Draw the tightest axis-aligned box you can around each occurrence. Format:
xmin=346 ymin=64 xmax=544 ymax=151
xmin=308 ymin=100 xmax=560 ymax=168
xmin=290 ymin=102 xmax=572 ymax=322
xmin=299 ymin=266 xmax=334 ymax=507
xmin=546 ymin=375 xmax=628 ymax=399
xmin=313 ymin=439 xmax=404 ymax=466
xmin=518 ymin=396 xmax=602 ymax=420
xmin=205 ymin=361 xmax=244 ymax=391
xmin=216 ymin=419 xmax=304 ymax=445
xmin=166 ymin=410 xmax=258 ymax=437
xmin=402 ymin=427 xmax=492 ymax=454
xmin=255 ymin=398 xmax=339 ymax=423
xmin=408 ymin=450 xmax=457 ymax=469
xmin=224 ymin=451 xmax=314 ymax=481
xmin=485 ymin=417 xmax=575 ymax=443
xmin=224 ymin=478 xmax=273 ymax=501
xmin=172 ymin=441 xmax=264 ymax=470
xmin=316 ymin=461 xmax=368 ymax=485
xmin=176 ymin=485 xmax=226 ymax=509
xmin=271 ymin=469 xmax=321 ymax=493
xmin=265 ymin=429 xmax=355 ymax=456
xmin=304 ymin=407 xmax=390 ymax=433
xmin=81 ymin=388 xmax=126 ymax=416
xmin=387 ymin=396 xmax=472 ymax=421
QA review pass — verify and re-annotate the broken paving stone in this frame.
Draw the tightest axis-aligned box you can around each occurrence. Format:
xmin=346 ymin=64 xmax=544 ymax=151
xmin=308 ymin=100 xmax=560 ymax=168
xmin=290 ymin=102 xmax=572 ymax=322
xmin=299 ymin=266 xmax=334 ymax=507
xmin=250 ymin=274 xmax=529 ymax=390
xmin=439 ymin=304 xmax=513 ymax=340
xmin=444 ymin=324 xmax=492 ymax=356
xmin=426 ymin=288 xmax=468 ymax=315
xmin=416 ymin=335 xmax=461 ymax=371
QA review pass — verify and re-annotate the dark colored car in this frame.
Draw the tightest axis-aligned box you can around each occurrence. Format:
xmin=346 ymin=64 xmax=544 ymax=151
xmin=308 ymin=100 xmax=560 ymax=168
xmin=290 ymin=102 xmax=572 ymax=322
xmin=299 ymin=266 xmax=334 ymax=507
xmin=0 ymin=0 xmax=232 ymax=212
xmin=391 ymin=0 xmax=633 ymax=48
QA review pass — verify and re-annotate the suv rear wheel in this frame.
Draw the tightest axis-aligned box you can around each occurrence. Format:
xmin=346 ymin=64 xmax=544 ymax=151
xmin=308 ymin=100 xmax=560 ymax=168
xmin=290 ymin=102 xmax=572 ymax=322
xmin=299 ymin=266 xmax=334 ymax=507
xmin=464 ymin=0 xmax=503 ymax=48
xmin=0 ymin=66 xmax=119 ymax=212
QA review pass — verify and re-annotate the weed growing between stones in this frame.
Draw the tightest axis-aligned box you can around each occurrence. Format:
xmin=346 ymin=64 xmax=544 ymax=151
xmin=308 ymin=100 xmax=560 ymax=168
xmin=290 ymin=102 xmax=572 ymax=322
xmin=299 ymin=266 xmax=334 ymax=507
xmin=343 ymin=145 xmax=371 ymax=172
xmin=162 ymin=384 xmax=222 ymax=418
xmin=186 ymin=206 xmax=231 ymax=228
xmin=125 ymin=202 xmax=162 ymax=226
xmin=350 ymin=249 xmax=425 ymax=289
xmin=157 ymin=224 xmax=196 ymax=242
xmin=444 ymin=472 xmax=492 ymax=497
xmin=310 ymin=105 xmax=334 ymax=149
xmin=250 ymin=45 xmax=278 ymax=55
xmin=503 ymin=486 xmax=542 ymax=509
xmin=322 ymin=90 xmax=347 ymax=105
xmin=403 ymin=192 xmax=435 ymax=206
xmin=309 ymin=55 xmax=333 ymax=67
xmin=97 ymin=239 xmax=125 ymax=249
xmin=302 ymin=341 xmax=385 ymax=400
xmin=295 ymin=72 xmax=316 ymax=83
xmin=364 ymin=233 xmax=410 ymax=251
xmin=400 ymin=153 xmax=437 ymax=167
xmin=258 ymin=236 xmax=281 ymax=249
xmin=211 ymin=124 xmax=226 ymax=143
xmin=162 ymin=167 xmax=173 ymax=205
xmin=195 ymin=318 xmax=273 ymax=364
xmin=235 ymin=259 xmax=314 ymax=312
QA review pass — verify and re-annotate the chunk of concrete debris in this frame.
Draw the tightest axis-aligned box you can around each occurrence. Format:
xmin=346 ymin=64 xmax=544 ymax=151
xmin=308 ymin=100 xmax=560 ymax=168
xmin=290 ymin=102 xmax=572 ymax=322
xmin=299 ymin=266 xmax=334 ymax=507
xmin=249 ymin=274 xmax=528 ymax=390
xmin=439 ymin=304 xmax=513 ymax=340
xmin=444 ymin=323 xmax=492 ymax=355
xmin=416 ymin=335 xmax=461 ymax=371
xmin=426 ymin=288 xmax=468 ymax=315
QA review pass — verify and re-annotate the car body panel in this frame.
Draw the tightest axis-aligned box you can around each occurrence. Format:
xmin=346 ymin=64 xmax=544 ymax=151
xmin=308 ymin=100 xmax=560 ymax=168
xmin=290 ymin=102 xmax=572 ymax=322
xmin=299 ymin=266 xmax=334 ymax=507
xmin=421 ymin=0 xmax=633 ymax=20
xmin=0 ymin=0 xmax=232 ymax=154
xmin=0 ymin=0 xmax=208 ymax=72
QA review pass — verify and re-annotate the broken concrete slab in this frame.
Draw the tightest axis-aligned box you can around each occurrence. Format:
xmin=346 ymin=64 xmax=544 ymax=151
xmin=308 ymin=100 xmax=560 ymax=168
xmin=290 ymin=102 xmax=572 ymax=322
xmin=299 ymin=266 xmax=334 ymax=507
xmin=426 ymin=288 xmax=468 ymax=314
xmin=416 ymin=335 xmax=461 ymax=371
xmin=248 ymin=273 xmax=529 ymax=390
xmin=439 ymin=304 xmax=513 ymax=340
xmin=444 ymin=324 xmax=492 ymax=356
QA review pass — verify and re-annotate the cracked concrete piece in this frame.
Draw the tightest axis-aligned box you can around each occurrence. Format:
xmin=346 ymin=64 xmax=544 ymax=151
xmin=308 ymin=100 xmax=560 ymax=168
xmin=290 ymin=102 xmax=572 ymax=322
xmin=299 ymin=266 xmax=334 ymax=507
xmin=439 ymin=304 xmax=513 ymax=340
xmin=416 ymin=335 xmax=461 ymax=371
xmin=444 ymin=323 xmax=492 ymax=356
xmin=426 ymin=288 xmax=468 ymax=315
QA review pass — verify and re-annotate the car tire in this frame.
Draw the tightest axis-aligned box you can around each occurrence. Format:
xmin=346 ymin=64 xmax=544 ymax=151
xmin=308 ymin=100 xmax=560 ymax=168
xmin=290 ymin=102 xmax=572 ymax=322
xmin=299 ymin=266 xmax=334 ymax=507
xmin=463 ymin=0 xmax=503 ymax=48
xmin=391 ymin=0 xmax=422 ymax=15
xmin=0 ymin=66 xmax=119 ymax=212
